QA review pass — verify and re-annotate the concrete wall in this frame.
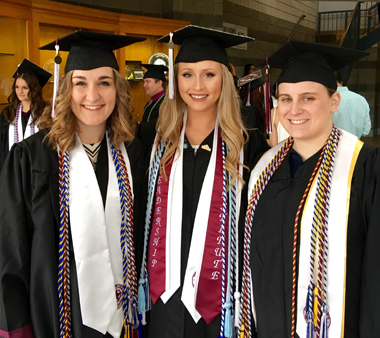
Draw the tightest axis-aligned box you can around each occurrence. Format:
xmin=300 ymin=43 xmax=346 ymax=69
xmin=319 ymin=1 xmax=356 ymax=13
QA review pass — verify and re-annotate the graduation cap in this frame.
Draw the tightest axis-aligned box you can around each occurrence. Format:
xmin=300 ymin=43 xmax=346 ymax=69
xmin=12 ymin=59 xmax=51 ymax=87
xmin=39 ymin=31 xmax=145 ymax=118
xmin=158 ymin=25 xmax=254 ymax=99
xmin=237 ymin=70 xmax=262 ymax=88
xmin=238 ymin=71 xmax=265 ymax=107
xmin=39 ymin=30 xmax=146 ymax=73
xmin=268 ymin=40 xmax=368 ymax=90
xmin=141 ymin=64 xmax=168 ymax=82
xmin=158 ymin=25 xmax=254 ymax=67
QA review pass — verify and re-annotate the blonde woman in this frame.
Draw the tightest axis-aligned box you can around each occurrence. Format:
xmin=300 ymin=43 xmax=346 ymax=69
xmin=137 ymin=26 xmax=268 ymax=338
xmin=0 ymin=31 xmax=146 ymax=338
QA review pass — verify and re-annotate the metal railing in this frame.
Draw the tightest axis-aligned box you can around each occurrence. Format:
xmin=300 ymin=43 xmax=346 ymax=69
xmin=317 ymin=2 xmax=380 ymax=45
xmin=361 ymin=2 xmax=380 ymax=36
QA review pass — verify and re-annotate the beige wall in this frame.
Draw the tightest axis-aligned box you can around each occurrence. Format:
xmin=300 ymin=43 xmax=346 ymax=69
xmin=223 ymin=0 xmax=318 ymax=78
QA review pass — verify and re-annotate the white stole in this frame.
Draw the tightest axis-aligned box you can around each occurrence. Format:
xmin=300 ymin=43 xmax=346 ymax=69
xmin=296 ymin=130 xmax=362 ymax=338
xmin=247 ymin=130 xmax=362 ymax=337
xmin=8 ymin=111 xmax=38 ymax=150
xmin=68 ymin=134 xmax=133 ymax=337
xmin=150 ymin=109 xmax=244 ymax=323
xmin=181 ymin=118 xmax=220 ymax=322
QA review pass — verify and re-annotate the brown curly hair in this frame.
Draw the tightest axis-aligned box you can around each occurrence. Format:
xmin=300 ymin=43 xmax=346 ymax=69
xmin=39 ymin=69 xmax=135 ymax=152
xmin=5 ymin=73 xmax=46 ymax=125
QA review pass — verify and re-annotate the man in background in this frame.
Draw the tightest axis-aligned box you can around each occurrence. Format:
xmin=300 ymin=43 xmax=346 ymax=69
xmin=333 ymin=70 xmax=371 ymax=138
xmin=140 ymin=64 xmax=167 ymax=123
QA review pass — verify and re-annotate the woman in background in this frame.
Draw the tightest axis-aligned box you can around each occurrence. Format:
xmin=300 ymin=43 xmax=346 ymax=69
xmin=0 ymin=59 xmax=51 ymax=173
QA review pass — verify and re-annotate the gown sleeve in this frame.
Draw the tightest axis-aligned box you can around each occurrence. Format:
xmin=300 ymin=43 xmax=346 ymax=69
xmin=0 ymin=143 xmax=35 ymax=337
xmin=348 ymin=145 xmax=380 ymax=336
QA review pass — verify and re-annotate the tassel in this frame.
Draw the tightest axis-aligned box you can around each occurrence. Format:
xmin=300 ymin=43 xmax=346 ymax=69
xmin=305 ymin=283 xmax=314 ymax=338
xmin=52 ymin=38 xmax=61 ymax=118
xmin=168 ymin=32 xmax=175 ymax=100
xmin=313 ymin=287 xmax=319 ymax=327
xmin=137 ymin=313 xmax=143 ymax=338
xmin=138 ymin=278 xmax=146 ymax=313
xmin=234 ymin=291 xmax=241 ymax=328
xmin=144 ymin=277 xmax=152 ymax=312
xmin=264 ymin=57 xmax=271 ymax=134
xmin=319 ymin=304 xmax=328 ymax=338
xmin=306 ymin=311 xmax=314 ymax=338
xmin=239 ymin=323 xmax=245 ymax=338
xmin=223 ymin=301 xmax=233 ymax=337
xmin=133 ymin=300 xmax=139 ymax=328
xmin=246 ymin=83 xmax=251 ymax=106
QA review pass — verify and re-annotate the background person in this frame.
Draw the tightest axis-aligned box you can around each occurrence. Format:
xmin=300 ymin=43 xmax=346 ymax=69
xmin=140 ymin=64 xmax=167 ymax=123
xmin=244 ymin=63 xmax=256 ymax=76
xmin=0 ymin=59 xmax=51 ymax=173
xmin=239 ymin=76 xmax=266 ymax=133
xmin=333 ymin=70 xmax=371 ymax=138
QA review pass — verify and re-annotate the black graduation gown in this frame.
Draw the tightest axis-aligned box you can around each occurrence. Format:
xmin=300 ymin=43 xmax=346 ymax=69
xmin=0 ymin=129 xmax=146 ymax=338
xmin=140 ymin=95 xmax=165 ymax=124
xmin=249 ymin=144 xmax=380 ymax=338
xmin=0 ymin=105 xmax=42 ymax=174
xmin=240 ymin=105 xmax=265 ymax=134
xmin=136 ymin=121 xmax=269 ymax=338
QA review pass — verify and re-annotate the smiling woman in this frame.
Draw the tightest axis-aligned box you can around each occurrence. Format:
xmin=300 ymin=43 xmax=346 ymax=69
xmin=70 ymin=67 xmax=117 ymax=143
xmin=136 ymin=25 xmax=269 ymax=338
xmin=240 ymin=40 xmax=380 ymax=338
xmin=277 ymin=81 xmax=340 ymax=160
xmin=0 ymin=31 xmax=147 ymax=338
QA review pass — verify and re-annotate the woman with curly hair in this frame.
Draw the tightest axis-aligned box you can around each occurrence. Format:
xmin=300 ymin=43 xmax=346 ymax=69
xmin=0 ymin=59 xmax=51 ymax=173
xmin=0 ymin=31 xmax=146 ymax=338
xmin=136 ymin=26 xmax=268 ymax=338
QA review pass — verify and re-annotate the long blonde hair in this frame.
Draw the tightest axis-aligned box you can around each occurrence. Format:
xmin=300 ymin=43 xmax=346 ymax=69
xmin=157 ymin=63 xmax=247 ymax=186
xmin=39 ymin=69 xmax=135 ymax=152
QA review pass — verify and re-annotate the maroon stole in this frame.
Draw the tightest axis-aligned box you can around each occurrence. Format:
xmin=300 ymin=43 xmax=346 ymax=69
xmin=148 ymin=159 xmax=173 ymax=304
xmin=148 ymin=133 xmax=227 ymax=324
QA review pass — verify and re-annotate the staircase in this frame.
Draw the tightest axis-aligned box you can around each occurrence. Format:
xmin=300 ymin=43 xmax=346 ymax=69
xmin=317 ymin=2 xmax=380 ymax=50
xmin=317 ymin=2 xmax=380 ymax=137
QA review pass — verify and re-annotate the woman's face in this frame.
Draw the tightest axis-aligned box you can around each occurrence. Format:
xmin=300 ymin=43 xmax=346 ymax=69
xmin=177 ymin=60 xmax=222 ymax=116
xmin=71 ymin=67 xmax=116 ymax=131
xmin=277 ymin=81 xmax=340 ymax=144
xmin=15 ymin=77 xmax=31 ymax=104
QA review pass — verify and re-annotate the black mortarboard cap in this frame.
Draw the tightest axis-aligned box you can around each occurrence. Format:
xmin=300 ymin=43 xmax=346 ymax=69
xmin=248 ymin=78 xmax=265 ymax=91
xmin=268 ymin=40 xmax=368 ymax=90
xmin=39 ymin=31 xmax=146 ymax=73
xmin=158 ymin=25 xmax=254 ymax=67
xmin=141 ymin=64 xmax=168 ymax=82
xmin=12 ymin=59 xmax=51 ymax=87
